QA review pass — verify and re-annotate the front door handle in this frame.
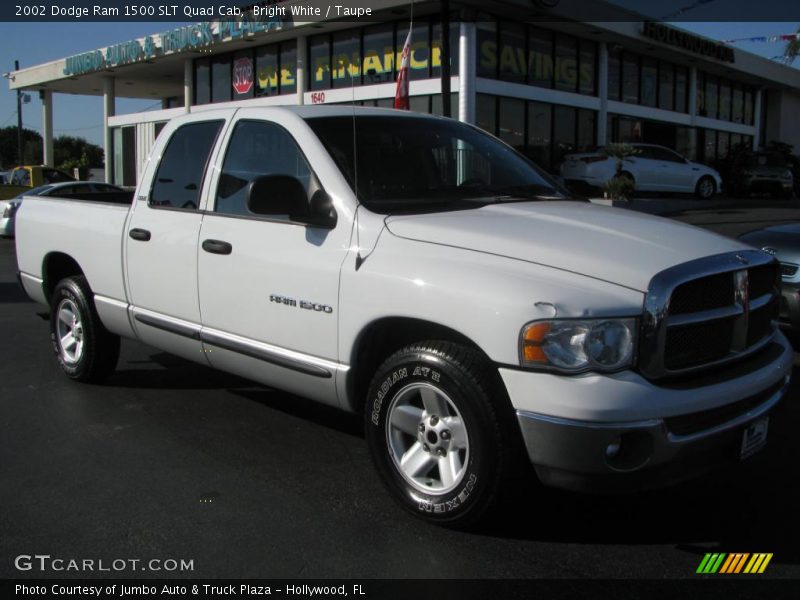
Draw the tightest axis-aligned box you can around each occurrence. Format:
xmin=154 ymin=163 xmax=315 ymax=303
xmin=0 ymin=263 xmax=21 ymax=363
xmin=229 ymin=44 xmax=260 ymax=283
xmin=202 ymin=239 xmax=233 ymax=255
xmin=129 ymin=228 xmax=151 ymax=241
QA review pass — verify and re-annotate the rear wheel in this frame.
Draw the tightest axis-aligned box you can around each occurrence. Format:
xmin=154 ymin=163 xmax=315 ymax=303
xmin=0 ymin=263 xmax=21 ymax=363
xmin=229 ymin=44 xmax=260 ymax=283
xmin=695 ymin=176 xmax=716 ymax=199
xmin=50 ymin=276 xmax=120 ymax=382
xmin=365 ymin=341 xmax=511 ymax=528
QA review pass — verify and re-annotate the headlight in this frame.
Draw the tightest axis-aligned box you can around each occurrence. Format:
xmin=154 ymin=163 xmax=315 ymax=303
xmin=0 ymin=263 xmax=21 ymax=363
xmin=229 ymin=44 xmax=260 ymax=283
xmin=520 ymin=318 xmax=637 ymax=373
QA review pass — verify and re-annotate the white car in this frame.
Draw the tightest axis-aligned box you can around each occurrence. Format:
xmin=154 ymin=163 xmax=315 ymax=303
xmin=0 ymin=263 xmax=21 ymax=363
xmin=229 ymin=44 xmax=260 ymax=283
xmin=560 ymin=143 xmax=723 ymax=199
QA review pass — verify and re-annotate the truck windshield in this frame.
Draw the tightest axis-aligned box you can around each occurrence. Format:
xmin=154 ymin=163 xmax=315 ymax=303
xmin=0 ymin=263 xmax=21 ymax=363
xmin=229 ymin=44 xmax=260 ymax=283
xmin=305 ymin=115 xmax=566 ymax=213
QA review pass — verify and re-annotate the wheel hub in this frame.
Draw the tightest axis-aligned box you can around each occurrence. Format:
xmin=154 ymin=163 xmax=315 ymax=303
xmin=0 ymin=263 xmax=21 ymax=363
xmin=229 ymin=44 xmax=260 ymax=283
xmin=418 ymin=416 xmax=452 ymax=457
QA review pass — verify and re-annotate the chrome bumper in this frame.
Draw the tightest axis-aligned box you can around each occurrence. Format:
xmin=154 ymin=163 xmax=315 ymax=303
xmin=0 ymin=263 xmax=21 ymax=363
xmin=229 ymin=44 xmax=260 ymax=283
xmin=516 ymin=374 xmax=790 ymax=493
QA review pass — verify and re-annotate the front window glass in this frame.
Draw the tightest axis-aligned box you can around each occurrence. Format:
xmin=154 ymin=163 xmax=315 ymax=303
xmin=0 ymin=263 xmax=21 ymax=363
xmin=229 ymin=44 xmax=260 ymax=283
xmin=215 ymin=121 xmax=312 ymax=217
xmin=306 ymin=115 xmax=563 ymax=213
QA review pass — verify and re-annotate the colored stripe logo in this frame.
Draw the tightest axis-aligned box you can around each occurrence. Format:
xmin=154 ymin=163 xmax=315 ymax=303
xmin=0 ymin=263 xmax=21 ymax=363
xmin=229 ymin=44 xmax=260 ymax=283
xmin=696 ymin=553 xmax=773 ymax=574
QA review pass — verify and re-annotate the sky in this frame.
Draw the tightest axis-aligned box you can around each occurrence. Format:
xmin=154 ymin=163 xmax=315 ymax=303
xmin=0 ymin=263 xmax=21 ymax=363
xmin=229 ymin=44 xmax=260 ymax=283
xmin=0 ymin=16 xmax=798 ymax=154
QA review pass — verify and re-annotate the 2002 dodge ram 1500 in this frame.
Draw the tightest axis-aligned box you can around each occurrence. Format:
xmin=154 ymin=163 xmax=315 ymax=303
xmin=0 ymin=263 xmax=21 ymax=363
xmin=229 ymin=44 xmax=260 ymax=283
xmin=15 ymin=106 xmax=793 ymax=526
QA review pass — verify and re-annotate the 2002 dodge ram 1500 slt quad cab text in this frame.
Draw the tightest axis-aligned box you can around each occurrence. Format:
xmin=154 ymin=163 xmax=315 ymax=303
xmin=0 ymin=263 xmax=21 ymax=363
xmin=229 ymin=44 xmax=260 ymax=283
xmin=15 ymin=106 xmax=793 ymax=527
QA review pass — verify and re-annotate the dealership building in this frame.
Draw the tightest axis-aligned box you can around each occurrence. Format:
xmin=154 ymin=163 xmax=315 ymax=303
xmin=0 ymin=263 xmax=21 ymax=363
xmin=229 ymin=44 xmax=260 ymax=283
xmin=8 ymin=0 xmax=800 ymax=186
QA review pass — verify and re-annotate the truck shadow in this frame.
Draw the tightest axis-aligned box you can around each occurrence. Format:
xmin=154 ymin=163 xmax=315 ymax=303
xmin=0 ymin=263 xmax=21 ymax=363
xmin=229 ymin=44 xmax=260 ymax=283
xmin=0 ymin=281 xmax=32 ymax=303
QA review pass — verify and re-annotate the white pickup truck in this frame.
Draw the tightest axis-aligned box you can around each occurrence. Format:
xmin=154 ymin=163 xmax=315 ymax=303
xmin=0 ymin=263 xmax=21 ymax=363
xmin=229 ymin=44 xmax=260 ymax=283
xmin=15 ymin=106 xmax=793 ymax=527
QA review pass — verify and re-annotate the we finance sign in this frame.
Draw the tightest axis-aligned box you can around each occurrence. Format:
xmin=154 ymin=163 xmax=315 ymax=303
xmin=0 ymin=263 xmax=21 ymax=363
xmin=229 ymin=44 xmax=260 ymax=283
xmin=63 ymin=18 xmax=289 ymax=76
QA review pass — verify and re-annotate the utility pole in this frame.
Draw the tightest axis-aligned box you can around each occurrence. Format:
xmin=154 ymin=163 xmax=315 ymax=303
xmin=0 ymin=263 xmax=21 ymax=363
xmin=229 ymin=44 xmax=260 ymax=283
xmin=441 ymin=0 xmax=451 ymax=117
xmin=15 ymin=60 xmax=23 ymax=165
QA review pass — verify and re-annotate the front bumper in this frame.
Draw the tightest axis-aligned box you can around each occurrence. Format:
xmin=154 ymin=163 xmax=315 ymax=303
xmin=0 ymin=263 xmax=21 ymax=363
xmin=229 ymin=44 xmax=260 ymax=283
xmin=502 ymin=333 xmax=793 ymax=492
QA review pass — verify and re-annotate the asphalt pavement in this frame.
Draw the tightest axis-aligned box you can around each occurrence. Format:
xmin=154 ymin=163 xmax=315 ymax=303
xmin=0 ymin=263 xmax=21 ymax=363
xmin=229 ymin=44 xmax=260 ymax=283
xmin=1 ymin=201 xmax=799 ymax=580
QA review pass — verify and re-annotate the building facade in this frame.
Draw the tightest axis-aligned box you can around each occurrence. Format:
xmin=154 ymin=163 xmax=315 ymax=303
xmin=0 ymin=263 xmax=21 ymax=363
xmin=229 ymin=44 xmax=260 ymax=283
xmin=9 ymin=0 xmax=800 ymax=187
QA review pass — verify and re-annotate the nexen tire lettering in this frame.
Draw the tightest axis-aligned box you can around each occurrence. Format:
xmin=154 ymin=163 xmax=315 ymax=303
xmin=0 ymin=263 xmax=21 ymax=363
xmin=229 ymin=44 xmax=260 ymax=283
xmin=417 ymin=473 xmax=478 ymax=513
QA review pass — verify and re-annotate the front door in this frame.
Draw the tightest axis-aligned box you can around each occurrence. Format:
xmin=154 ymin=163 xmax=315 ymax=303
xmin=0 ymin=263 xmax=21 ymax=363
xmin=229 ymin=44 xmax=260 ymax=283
xmin=196 ymin=115 xmax=351 ymax=405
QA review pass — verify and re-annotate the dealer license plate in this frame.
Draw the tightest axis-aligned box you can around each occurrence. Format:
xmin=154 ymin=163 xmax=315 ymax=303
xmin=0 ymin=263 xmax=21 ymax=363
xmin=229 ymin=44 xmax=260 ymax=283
xmin=740 ymin=417 xmax=769 ymax=460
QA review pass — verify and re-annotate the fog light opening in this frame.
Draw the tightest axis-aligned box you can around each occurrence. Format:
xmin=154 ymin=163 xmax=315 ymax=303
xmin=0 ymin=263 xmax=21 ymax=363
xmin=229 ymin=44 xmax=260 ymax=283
xmin=604 ymin=431 xmax=654 ymax=472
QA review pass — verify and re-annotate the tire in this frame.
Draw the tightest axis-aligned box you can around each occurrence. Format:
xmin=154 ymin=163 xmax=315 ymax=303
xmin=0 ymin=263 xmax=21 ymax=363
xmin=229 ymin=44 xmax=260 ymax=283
xmin=695 ymin=176 xmax=716 ymax=199
xmin=365 ymin=341 xmax=511 ymax=528
xmin=50 ymin=276 xmax=120 ymax=383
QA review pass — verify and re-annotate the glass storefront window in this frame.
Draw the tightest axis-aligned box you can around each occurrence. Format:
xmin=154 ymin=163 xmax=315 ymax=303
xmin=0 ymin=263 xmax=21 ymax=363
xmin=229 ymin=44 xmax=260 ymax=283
xmin=607 ymin=46 xmax=621 ymax=101
xmin=718 ymin=79 xmax=731 ymax=121
xmin=553 ymin=105 xmax=576 ymax=164
xmin=658 ymin=63 xmax=674 ymax=111
xmin=622 ymin=53 xmax=639 ymax=104
xmin=640 ymin=57 xmax=657 ymax=107
xmin=211 ymin=55 xmax=231 ymax=103
xmin=280 ymin=42 xmax=297 ymax=95
xmin=744 ymin=89 xmax=754 ymax=125
xmin=498 ymin=97 xmax=525 ymax=152
xmin=498 ymin=23 xmax=526 ymax=84
xmin=528 ymin=27 xmax=554 ymax=89
xmin=579 ymin=40 xmax=596 ymax=96
xmin=476 ymin=94 xmax=497 ymax=135
xmin=527 ymin=101 xmax=552 ymax=170
xmin=703 ymin=129 xmax=717 ymax=162
xmin=717 ymin=131 xmax=730 ymax=158
xmin=332 ymin=30 xmax=360 ymax=88
xmin=676 ymin=127 xmax=694 ymax=160
xmin=675 ymin=66 xmax=688 ymax=113
xmin=232 ymin=50 xmax=254 ymax=101
xmin=309 ymin=34 xmax=331 ymax=91
xmin=431 ymin=22 xmax=460 ymax=77
xmin=362 ymin=24 xmax=395 ymax=85
xmin=554 ymin=35 xmax=578 ymax=93
xmin=477 ymin=22 xmax=498 ymax=79
xmin=431 ymin=93 xmax=458 ymax=118
xmin=732 ymin=84 xmax=743 ymax=124
xmin=256 ymin=45 xmax=279 ymax=96
xmin=576 ymin=109 xmax=595 ymax=152
xmin=704 ymin=75 xmax=718 ymax=119
xmin=194 ymin=58 xmax=210 ymax=105
xmin=696 ymin=72 xmax=706 ymax=116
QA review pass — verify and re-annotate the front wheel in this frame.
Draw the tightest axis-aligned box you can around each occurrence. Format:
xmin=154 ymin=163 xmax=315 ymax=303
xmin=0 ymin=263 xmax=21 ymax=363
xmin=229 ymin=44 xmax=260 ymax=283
xmin=365 ymin=342 xmax=509 ymax=528
xmin=695 ymin=176 xmax=716 ymax=199
xmin=50 ymin=276 xmax=120 ymax=382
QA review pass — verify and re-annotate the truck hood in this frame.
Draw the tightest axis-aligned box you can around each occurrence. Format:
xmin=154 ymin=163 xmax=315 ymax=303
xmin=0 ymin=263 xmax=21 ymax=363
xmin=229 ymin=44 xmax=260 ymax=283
xmin=384 ymin=201 xmax=746 ymax=292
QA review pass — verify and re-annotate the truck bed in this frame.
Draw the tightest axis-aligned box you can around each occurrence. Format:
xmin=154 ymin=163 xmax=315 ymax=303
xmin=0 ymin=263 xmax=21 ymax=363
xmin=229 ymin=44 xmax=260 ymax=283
xmin=15 ymin=195 xmax=131 ymax=306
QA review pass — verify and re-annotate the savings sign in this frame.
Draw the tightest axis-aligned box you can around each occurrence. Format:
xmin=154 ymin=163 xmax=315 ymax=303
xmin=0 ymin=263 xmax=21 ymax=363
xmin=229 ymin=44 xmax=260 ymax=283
xmin=233 ymin=57 xmax=254 ymax=95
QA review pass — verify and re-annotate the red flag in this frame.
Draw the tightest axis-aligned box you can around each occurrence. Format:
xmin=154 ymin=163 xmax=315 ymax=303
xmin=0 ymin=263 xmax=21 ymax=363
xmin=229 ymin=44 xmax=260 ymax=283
xmin=394 ymin=29 xmax=412 ymax=110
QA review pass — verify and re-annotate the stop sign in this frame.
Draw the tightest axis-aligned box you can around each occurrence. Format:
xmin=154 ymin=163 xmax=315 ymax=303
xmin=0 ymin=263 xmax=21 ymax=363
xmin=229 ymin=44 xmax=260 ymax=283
xmin=232 ymin=57 xmax=253 ymax=95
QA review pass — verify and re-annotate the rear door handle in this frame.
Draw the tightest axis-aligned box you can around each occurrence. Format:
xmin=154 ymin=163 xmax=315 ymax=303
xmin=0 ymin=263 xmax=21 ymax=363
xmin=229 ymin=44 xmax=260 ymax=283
xmin=202 ymin=239 xmax=233 ymax=255
xmin=129 ymin=228 xmax=151 ymax=241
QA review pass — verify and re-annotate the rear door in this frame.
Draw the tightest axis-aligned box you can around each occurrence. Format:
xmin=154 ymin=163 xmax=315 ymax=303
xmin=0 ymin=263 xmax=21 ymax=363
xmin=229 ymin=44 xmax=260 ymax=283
xmin=124 ymin=117 xmax=226 ymax=361
xmin=196 ymin=113 xmax=351 ymax=405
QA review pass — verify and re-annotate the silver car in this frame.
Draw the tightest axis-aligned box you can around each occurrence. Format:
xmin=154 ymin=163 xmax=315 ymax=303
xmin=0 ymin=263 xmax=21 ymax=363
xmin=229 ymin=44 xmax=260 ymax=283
xmin=739 ymin=223 xmax=800 ymax=333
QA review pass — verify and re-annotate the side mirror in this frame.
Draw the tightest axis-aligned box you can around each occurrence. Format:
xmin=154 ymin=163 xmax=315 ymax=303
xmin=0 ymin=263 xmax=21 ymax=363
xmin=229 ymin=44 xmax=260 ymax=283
xmin=246 ymin=175 xmax=336 ymax=229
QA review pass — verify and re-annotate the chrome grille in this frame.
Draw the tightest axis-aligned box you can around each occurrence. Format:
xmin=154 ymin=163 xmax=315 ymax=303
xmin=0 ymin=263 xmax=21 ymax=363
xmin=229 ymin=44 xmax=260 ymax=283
xmin=640 ymin=250 xmax=780 ymax=379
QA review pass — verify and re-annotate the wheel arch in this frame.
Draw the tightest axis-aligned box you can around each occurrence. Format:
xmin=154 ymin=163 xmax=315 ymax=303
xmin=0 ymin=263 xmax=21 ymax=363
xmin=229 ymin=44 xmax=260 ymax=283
xmin=42 ymin=252 xmax=86 ymax=305
xmin=344 ymin=316 xmax=503 ymax=415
